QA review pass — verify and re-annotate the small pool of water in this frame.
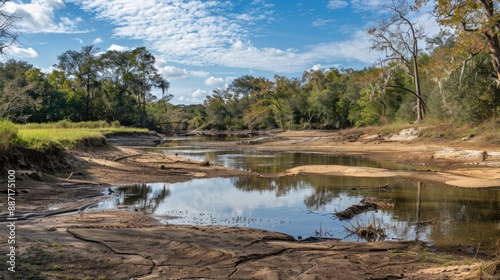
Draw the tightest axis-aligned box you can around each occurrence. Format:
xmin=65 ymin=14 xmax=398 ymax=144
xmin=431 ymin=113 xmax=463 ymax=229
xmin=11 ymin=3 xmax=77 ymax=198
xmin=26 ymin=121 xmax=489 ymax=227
xmin=155 ymin=147 xmax=383 ymax=173
xmin=91 ymin=176 xmax=500 ymax=247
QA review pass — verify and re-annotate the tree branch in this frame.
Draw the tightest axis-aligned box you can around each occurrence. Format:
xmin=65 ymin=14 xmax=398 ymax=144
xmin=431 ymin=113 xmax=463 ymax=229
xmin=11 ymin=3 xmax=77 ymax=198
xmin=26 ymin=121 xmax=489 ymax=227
xmin=385 ymin=84 xmax=428 ymax=112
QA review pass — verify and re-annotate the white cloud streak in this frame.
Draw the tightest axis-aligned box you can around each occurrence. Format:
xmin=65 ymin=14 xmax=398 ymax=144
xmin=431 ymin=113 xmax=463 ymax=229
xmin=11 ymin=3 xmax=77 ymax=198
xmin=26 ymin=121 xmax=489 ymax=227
xmin=63 ymin=0 xmax=439 ymax=74
xmin=66 ymin=0 xmax=382 ymax=73
xmin=5 ymin=0 xmax=88 ymax=33
xmin=204 ymin=76 xmax=225 ymax=87
xmin=107 ymin=44 xmax=129 ymax=52
xmin=159 ymin=65 xmax=210 ymax=80
xmin=327 ymin=0 xmax=348 ymax=10
xmin=4 ymin=46 xmax=38 ymax=58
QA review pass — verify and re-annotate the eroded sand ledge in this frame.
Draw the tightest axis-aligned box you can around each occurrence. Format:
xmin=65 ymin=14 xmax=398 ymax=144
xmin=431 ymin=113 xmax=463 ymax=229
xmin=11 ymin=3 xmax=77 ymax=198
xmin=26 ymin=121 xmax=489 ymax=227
xmin=272 ymin=164 xmax=500 ymax=188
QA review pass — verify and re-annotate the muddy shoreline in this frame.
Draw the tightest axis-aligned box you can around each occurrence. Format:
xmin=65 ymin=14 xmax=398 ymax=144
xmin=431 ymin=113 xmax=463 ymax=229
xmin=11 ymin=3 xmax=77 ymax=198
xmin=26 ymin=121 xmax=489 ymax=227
xmin=1 ymin=130 xmax=499 ymax=279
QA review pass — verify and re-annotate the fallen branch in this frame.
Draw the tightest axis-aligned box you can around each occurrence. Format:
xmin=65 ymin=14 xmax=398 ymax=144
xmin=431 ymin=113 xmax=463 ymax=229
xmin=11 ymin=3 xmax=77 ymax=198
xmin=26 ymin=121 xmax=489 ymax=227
xmin=351 ymin=184 xmax=390 ymax=191
xmin=335 ymin=197 xmax=394 ymax=220
xmin=113 ymin=153 xmax=145 ymax=162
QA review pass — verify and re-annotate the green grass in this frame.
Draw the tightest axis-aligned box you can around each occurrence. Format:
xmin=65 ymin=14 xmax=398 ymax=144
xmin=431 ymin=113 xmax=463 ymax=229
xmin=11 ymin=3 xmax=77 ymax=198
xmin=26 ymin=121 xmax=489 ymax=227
xmin=20 ymin=120 xmax=121 ymax=129
xmin=17 ymin=129 xmax=105 ymax=149
xmin=1 ymin=120 xmax=148 ymax=150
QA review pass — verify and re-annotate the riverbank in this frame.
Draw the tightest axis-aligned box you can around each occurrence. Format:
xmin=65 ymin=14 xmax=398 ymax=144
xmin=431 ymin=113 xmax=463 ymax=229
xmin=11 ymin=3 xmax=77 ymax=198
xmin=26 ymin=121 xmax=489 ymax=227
xmin=1 ymin=129 xmax=499 ymax=279
xmin=207 ymin=129 xmax=500 ymax=188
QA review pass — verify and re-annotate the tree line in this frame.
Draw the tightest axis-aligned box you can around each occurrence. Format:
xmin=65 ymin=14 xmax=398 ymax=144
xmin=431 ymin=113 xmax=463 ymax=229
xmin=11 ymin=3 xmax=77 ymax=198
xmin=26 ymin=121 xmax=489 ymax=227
xmin=0 ymin=46 xmax=170 ymax=129
xmin=0 ymin=0 xmax=499 ymax=132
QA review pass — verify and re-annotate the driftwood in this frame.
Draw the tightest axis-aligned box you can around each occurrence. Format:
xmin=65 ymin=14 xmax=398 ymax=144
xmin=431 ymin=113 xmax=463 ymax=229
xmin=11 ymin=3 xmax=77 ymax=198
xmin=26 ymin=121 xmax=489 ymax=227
xmin=351 ymin=184 xmax=390 ymax=191
xmin=343 ymin=220 xmax=387 ymax=241
xmin=113 ymin=153 xmax=145 ymax=162
xmin=335 ymin=197 xmax=394 ymax=220
xmin=237 ymin=136 xmax=288 ymax=145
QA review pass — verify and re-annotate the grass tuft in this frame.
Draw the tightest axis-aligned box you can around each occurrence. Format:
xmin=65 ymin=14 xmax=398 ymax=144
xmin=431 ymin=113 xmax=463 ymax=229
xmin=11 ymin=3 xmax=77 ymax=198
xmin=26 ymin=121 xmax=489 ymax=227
xmin=0 ymin=119 xmax=18 ymax=151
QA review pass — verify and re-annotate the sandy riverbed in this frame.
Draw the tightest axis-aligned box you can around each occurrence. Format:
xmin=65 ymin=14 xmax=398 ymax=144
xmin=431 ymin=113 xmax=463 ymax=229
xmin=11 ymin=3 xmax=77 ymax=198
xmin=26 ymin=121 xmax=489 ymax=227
xmin=1 ymin=129 xmax=499 ymax=279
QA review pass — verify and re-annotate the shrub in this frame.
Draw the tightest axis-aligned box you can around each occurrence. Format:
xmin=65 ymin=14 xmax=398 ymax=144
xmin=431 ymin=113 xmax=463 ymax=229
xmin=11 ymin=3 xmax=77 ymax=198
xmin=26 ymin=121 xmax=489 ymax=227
xmin=0 ymin=120 xmax=18 ymax=152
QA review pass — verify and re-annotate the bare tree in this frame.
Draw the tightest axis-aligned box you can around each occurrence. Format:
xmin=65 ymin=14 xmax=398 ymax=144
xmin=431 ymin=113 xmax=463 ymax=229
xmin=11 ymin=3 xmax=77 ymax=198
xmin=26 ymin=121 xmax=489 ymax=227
xmin=0 ymin=0 xmax=18 ymax=55
xmin=368 ymin=0 xmax=426 ymax=122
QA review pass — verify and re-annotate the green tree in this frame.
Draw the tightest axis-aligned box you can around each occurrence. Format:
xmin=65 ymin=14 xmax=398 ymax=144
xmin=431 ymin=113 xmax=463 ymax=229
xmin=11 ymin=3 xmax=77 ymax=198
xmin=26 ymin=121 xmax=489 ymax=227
xmin=25 ymin=68 xmax=66 ymax=123
xmin=47 ymin=69 xmax=85 ymax=121
xmin=98 ymin=50 xmax=139 ymax=124
xmin=243 ymin=77 xmax=278 ymax=129
xmin=274 ymin=75 xmax=302 ymax=129
xmin=129 ymin=47 xmax=164 ymax=127
xmin=204 ymin=88 xmax=230 ymax=130
xmin=56 ymin=45 xmax=100 ymax=121
xmin=302 ymin=68 xmax=350 ymax=129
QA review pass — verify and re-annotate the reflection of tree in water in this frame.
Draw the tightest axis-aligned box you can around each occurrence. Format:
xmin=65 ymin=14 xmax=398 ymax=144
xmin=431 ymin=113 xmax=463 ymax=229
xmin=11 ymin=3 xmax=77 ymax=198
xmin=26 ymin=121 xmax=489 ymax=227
xmin=224 ymin=151 xmax=381 ymax=174
xmin=231 ymin=176 xmax=308 ymax=196
xmin=232 ymin=176 xmax=347 ymax=208
xmin=423 ymin=187 xmax=500 ymax=246
xmin=303 ymin=186 xmax=340 ymax=210
xmin=117 ymin=183 xmax=171 ymax=213
xmin=231 ymin=175 xmax=500 ymax=245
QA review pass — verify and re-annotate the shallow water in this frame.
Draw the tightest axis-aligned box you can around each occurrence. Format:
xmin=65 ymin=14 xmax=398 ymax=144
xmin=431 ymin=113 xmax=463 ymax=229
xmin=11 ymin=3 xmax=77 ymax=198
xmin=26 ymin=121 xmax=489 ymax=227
xmin=92 ymin=137 xmax=500 ymax=247
xmin=155 ymin=146 xmax=383 ymax=173
xmin=93 ymin=176 xmax=500 ymax=246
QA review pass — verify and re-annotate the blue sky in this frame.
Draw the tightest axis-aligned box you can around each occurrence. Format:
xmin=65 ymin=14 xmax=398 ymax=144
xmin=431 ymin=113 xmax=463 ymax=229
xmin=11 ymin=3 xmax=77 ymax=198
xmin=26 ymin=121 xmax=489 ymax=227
xmin=3 ymin=0 xmax=438 ymax=104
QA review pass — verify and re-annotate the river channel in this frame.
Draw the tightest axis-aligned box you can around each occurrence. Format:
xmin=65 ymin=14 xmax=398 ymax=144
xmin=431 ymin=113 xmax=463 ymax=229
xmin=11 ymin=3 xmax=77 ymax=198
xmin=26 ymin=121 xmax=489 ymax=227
xmin=93 ymin=137 xmax=500 ymax=247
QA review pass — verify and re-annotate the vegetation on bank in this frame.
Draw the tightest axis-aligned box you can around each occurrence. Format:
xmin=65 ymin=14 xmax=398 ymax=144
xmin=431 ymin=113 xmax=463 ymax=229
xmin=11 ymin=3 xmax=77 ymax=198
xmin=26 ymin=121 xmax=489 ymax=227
xmin=0 ymin=119 xmax=148 ymax=151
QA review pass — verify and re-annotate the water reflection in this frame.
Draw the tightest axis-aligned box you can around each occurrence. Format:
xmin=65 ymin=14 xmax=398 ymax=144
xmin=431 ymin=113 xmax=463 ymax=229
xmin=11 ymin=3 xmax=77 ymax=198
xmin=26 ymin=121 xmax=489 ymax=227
xmin=92 ymin=176 xmax=500 ymax=247
xmin=97 ymin=183 xmax=171 ymax=213
xmin=155 ymin=147 xmax=381 ymax=173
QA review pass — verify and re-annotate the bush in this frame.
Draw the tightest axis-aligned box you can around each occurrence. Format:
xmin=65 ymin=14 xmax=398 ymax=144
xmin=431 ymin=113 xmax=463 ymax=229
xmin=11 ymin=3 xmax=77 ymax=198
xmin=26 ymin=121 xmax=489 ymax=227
xmin=0 ymin=120 xmax=18 ymax=152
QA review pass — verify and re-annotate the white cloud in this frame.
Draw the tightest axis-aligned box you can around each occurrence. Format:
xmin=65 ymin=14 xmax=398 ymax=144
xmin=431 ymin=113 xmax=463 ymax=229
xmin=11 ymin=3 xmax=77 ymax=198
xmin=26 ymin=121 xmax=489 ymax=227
xmin=192 ymin=89 xmax=208 ymax=98
xmin=312 ymin=19 xmax=336 ymax=28
xmin=65 ymin=0 xmax=401 ymax=73
xmin=107 ymin=44 xmax=129 ymax=52
xmin=327 ymin=0 xmax=348 ymax=10
xmin=66 ymin=0 xmax=296 ymax=70
xmin=305 ymin=30 xmax=381 ymax=64
xmin=190 ymin=89 xmax=208 ymax=103
xmin=5 ymin=0 xmax=87 ymax=33
xmin=159 ymin=65 xmax=209 ymax=80
xmin=310 ymin=64 xmax=323 ymax=71
xmin=73 ymin=38 xmax=83 ymax=44
xmin=93 ymin=37 xmax=103 ymax=44
xmin=204 ymin=76 xmax=226 ymax=87
xmin=39 ymin=65 xmax=56 ymax=74
xmin=350 ymin=0 xmax=385 ymax=12
xmin=4 ymin=46 xmax=38 ymax=58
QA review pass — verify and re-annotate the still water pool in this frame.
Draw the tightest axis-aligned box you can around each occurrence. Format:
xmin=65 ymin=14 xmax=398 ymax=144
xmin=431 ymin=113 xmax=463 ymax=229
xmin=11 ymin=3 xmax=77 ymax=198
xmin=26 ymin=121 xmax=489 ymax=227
xmin=91 ymin=137 xmax=500 ymax=247
xmin=154 ymin=146 xmax=385 ymax=173
xmin=93 ymin=175 xmax=500 ymax=246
